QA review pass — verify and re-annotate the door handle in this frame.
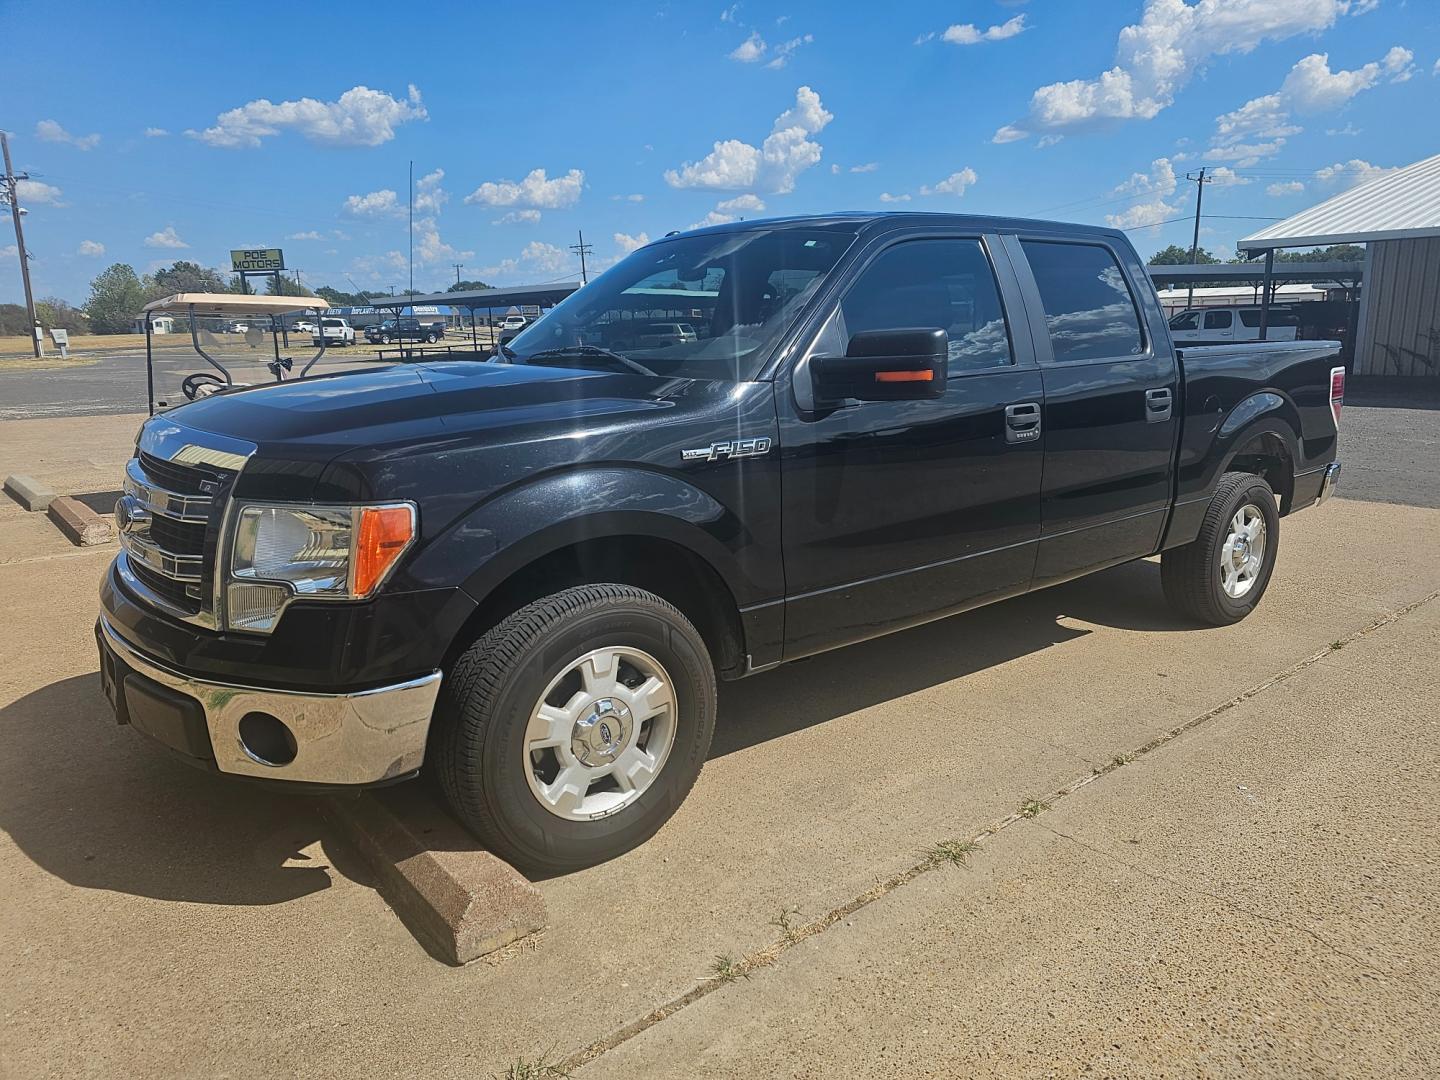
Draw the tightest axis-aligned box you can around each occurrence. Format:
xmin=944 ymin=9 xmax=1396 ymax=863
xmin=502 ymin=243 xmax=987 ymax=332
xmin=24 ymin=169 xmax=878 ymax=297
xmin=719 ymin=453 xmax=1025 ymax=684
xmin=1005 ymin=401 xmax=1042 ymax=444
xmin=1145 ymin=387 xmax=1173 ymax=423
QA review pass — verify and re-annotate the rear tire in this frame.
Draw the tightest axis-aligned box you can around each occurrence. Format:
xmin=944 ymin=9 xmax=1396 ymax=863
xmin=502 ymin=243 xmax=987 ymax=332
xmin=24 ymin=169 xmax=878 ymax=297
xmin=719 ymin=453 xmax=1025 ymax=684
xmin=1161 ymin=471 xmax=1280 ymax=626
xmin=433 ymin=584 xmax=716 ymax=875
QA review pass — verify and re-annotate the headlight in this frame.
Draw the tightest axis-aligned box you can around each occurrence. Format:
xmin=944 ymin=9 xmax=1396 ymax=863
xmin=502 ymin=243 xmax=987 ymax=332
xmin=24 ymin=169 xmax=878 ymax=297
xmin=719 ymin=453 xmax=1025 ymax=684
xmin=226 ymin=503 xmax=416 ymax=632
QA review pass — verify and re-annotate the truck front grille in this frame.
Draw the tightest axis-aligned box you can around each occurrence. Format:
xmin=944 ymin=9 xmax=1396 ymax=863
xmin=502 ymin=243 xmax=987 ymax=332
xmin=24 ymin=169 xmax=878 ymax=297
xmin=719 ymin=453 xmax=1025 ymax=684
xmin=119 ymin=450 xmax=240 ymax=625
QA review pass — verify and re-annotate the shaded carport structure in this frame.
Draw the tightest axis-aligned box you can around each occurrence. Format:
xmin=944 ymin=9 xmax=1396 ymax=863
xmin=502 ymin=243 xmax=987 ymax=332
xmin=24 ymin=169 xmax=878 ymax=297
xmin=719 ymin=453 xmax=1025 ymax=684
xmin=1238 ymin=153 xmax=1440 ymax=375
xmin=401 ymin=282 xmax=583 ymax=354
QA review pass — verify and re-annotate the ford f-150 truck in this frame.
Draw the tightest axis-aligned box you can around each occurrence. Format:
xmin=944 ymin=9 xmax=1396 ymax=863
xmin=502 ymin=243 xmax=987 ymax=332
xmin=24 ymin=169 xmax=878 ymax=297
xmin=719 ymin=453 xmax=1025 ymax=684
xmin=97 ymin=214 xmax=1343 ymax=874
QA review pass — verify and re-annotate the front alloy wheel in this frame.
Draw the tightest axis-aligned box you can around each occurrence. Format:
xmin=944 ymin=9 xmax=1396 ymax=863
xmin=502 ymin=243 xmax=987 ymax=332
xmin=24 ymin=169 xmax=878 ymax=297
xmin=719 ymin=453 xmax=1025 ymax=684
xmin=433 ymin=584 xmax=716 ymax=875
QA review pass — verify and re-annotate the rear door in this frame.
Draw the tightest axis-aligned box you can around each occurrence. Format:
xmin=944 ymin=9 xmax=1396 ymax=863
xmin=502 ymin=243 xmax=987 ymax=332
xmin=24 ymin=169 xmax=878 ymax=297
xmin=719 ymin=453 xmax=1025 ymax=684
xmin=1203 ymin=308 xmax=1235 ymax=343
xmin=1003 ymin=234 xmax=1179 ymax=586
xmin=778 ymin=231 xmax=1045 ymax=657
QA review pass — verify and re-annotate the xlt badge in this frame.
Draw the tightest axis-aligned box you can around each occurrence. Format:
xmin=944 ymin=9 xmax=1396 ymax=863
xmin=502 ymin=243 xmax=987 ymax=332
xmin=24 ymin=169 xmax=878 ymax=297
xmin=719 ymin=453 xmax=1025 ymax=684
xmin=681 ymin=437 xmax=773 ymax=463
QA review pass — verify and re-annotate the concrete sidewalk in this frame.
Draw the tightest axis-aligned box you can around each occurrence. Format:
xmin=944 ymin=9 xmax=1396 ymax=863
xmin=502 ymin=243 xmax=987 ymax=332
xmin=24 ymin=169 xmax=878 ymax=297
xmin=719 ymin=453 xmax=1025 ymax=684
xmin=584 ymin=596 xmax=1440 ymax=1079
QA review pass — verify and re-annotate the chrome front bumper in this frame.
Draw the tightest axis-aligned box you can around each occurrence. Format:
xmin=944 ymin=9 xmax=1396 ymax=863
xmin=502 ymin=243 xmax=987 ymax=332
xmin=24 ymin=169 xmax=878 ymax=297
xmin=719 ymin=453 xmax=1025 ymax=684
xmin=98 ymin=616 xmax=442 ymax=785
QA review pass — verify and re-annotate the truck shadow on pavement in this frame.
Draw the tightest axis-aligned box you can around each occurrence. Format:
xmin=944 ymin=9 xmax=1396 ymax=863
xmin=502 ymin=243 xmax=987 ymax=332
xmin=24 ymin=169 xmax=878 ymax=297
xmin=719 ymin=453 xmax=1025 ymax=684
xmin=1 ymin=559 xmax=1190 ymax=900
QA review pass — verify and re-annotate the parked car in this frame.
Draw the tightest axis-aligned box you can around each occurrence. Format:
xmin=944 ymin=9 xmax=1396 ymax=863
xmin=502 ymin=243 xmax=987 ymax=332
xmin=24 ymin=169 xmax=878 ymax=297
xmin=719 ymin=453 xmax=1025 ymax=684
xmin=292 ymin=320 xmax=316 ymax=335
xmin=365 ymin=318 xmax=443 ymax=345
xmin=612 ymin=321 xmax=699 ymax=349
xmin=99 ymin=213 xmax=1343 ymax=875
xmin=1168 ymin=305 xmax=1300 ymax=345
xmin=311 ymin=318 xmax=355 ymax=346
xmin=501 ymin=314 xmax=529 ymax=332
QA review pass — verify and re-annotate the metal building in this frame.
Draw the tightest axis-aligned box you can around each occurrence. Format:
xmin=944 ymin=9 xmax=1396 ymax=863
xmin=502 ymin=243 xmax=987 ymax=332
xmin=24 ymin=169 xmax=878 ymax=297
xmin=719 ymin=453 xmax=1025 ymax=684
xmin=1241 ymin=153 xmax=1440 ymax=378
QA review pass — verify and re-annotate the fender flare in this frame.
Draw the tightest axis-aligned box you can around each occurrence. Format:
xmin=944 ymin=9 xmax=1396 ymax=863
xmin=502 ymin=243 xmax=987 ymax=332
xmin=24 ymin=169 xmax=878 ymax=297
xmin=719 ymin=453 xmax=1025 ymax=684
xmin=402 ymin=466 xmax=761 ymax=609
xmin=1214 ymin=392 xmax=1302 ymax=507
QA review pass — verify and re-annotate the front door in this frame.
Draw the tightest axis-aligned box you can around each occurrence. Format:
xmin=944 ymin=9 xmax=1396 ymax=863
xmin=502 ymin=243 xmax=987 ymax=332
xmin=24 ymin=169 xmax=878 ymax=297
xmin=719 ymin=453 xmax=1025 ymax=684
xmin=1004 ymin=236 xmax=1180 ymax=586
xmin=778 ymin=234 xmax=1045 ymax=658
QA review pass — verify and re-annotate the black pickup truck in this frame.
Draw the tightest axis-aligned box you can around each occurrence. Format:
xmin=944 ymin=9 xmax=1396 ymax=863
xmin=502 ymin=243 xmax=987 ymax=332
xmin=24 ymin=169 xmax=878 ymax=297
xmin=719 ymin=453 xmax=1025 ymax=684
xmin=364 ymin=317 xmax=443 ymax=345
xmin=98 ymin=214 xmax=1344 ymax=873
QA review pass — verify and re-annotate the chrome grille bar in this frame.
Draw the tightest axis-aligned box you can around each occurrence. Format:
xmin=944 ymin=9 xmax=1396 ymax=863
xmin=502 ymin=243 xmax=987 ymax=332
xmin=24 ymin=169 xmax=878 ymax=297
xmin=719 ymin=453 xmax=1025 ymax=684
xmin=120 ymin=531 xmax=204 ymax=583
xmin=123 ymin=457 xmax=213 ymax=523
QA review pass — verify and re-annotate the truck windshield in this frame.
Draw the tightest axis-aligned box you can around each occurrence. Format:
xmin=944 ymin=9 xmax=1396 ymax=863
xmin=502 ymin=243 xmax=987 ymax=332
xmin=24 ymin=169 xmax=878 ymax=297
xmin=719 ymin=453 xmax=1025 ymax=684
xmin=504 ymin=225 xmax=858 ymax=381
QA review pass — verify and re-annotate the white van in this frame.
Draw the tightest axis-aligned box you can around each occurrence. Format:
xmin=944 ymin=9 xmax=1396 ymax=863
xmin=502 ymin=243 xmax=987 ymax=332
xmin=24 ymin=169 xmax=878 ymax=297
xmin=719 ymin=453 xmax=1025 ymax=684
xmin=1168 ymin=306 xmax=1298 ymax=345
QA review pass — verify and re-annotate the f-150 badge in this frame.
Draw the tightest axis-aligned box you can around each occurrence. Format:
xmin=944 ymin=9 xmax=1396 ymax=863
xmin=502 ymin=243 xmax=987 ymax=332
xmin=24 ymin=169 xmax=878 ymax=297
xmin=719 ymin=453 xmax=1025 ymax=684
xmin=681 ymin=437 xmax=772 ymax=463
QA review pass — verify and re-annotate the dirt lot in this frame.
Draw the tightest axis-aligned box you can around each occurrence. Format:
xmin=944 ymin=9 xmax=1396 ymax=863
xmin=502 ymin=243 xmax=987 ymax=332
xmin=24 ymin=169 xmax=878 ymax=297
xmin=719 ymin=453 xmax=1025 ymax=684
xmin=0 ymin=394 xmax=1436 ymax=1078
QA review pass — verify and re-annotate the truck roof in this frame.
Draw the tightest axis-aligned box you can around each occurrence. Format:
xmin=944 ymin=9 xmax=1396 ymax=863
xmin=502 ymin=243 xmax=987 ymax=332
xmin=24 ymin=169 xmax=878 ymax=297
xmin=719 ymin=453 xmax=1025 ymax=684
xmin=683 ymin=211 xmax=1129 ymax=244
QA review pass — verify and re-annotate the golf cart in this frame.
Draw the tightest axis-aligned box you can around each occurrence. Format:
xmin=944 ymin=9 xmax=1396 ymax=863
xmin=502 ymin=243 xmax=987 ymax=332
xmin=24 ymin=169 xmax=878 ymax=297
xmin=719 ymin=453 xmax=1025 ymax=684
xmin=140 ymin=293 xmax=333 ymax=414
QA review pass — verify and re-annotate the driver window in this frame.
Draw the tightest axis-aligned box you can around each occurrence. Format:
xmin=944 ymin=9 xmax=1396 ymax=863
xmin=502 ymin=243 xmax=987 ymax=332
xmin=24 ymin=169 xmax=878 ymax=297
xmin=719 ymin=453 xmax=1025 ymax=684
xmin=839 ymin=239 xmax=1013 ymax=375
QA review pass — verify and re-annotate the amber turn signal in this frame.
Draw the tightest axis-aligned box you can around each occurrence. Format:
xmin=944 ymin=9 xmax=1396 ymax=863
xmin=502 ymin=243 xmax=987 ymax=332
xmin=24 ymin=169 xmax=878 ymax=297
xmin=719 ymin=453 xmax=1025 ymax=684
xmin=353 ymin=505 xmax=416 ymax=596
xmin=874 ymin=369 xmax=935 ymax=383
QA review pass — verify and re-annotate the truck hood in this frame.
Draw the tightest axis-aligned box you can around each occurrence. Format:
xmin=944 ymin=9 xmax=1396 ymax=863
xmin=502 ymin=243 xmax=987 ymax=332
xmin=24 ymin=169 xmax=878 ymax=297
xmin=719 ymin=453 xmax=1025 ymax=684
xmin=169 ymin=361 xmax=694 ymax=454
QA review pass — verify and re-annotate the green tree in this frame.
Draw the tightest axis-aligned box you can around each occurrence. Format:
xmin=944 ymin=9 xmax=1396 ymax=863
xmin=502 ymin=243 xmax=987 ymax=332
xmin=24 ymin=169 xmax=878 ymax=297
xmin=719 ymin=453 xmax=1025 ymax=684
xmin=85 ymin=263 xmax=148 ymax=334
xmin=34 ymin=297 xmax=90 ymax=333
xmin=1149 ymin=244 xmax=1220 ymax=265
xmin=264 ymin=274 xmax=314 ymax=297
xmin=146 ymin=260 xmax=230 ymax=299
xmin=447 ymin=279 xmax=493 ymax=292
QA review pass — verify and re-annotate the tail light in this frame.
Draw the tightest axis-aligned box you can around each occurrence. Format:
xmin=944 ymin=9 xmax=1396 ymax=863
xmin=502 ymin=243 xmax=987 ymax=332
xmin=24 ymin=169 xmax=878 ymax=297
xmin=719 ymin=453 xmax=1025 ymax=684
xmin=1329 ymin=366 xmax=1345 ymax=430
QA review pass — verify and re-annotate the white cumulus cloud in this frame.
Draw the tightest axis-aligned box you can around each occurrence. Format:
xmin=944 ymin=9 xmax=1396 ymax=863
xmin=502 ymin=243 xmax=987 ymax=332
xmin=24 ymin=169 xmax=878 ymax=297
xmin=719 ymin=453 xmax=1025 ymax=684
xmin=730 ymin=31 xmax=767 ymax=62
xmin=16 ymin=179 xmax=64 ymax=206
xmin=717 ymin=193 xmax=766 ymax=212
xmin=492 ymin=209 xmax=543 ymax=225
xmin=941 ymin=15 xmax=1027 ymax=45
xmin=78 ymin=240 xmax=106 ymax=256
xmin=286 ymin=231 xmax=324 ymax=241
xmin=665 ymin=86 xmax=833 ymax=195
xmin=614 ymin=231 xmax=651 ymax=255
xmin=189 ymin=84 xmax=427 ymax=148
xmin=919 ymin=168 xmax=979 ymax=197
xmin=1267 ymin=180 xmax=1306 ymax=196
xmin=1106 ymin=199 xmax=1181 ymax=231
xmin=344 ymin=189 xmax=402 ymax=217
xmin=766 ymin=34 xmax=814 ymax=69
xmin=878 ymin=192 xmax=911 ymax=203
xmin=1206 ymin=45 xmax=1413 ymax=164
xmin=35 ymin=119 xmax=100 ymax=150
xmin=144 ymin=127 xmax=169 ymax=138
xmin=995 ymin=0 xmax=1357 ymax=142
xmin=144 ymin=226 xmax=188 ymax=249
xmin=1314 ymin=159 xmax=1399 ymax=189
xmin=479 ymin=240 xmax=573 ymax=281
xmin=464 ymin=168 xmax=585 ymax=209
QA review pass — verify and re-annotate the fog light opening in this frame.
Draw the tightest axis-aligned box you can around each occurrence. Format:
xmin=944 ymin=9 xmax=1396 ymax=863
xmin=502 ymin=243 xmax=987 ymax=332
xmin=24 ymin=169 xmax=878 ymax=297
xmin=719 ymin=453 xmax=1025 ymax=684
xmin=238 ymin=712 xmax=298 ymax=767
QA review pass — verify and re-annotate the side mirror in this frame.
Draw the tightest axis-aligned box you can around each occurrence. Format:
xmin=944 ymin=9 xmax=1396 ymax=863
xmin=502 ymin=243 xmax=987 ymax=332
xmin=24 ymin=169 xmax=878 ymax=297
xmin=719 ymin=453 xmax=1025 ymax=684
xmin=811 ymin=327 xmax=947 ymax=402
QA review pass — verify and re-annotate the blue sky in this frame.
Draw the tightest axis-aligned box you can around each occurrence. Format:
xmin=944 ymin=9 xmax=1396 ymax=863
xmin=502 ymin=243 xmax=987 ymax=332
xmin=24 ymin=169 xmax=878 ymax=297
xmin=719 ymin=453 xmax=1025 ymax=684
xmin=3 ymin=0 xmax=1437 ymax=305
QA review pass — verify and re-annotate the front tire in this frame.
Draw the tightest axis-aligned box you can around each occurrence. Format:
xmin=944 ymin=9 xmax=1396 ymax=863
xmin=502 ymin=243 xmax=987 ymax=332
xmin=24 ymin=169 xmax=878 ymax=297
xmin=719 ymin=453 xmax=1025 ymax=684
xmin=1161 ymin=471 xmax=1280 ymax=626
xmin=434 ymin=584 xmax=717 ymax=875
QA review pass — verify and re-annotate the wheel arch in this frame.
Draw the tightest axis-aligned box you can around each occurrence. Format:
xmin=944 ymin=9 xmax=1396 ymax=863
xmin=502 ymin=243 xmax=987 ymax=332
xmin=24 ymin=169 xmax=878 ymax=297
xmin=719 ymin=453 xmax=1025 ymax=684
xmin=1215 ymin=392 xmax=1302 ymax=513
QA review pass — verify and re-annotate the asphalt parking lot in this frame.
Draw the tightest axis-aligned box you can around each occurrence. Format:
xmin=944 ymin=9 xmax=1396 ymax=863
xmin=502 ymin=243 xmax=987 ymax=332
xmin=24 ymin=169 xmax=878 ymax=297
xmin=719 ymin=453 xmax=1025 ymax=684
xmin=1 ymin=388 xmax=1437 ymax=1077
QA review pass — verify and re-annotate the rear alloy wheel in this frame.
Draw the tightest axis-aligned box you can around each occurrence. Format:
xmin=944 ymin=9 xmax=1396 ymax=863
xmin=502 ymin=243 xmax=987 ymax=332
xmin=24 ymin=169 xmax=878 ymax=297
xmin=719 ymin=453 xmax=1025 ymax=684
xmin=434 ymin=584 xmax=716 ymax=875
xmin=1162 ymin=471 xmax=1280 ymax=625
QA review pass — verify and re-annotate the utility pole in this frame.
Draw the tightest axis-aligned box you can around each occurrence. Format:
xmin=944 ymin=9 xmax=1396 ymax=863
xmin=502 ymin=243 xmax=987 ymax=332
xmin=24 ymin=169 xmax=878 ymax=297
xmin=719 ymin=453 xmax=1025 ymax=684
xmin=407 ymin=160 xmax=414 ymax=302
xmin=2 ymin=131 xmax=41 ymax=358
xmin=569 ymin=229 xmax=593 ymax=285
xmin=452 ymin=262 xmax=464 ymax=286
xmin=1184 ymin=168 xmax=1212 ymax=310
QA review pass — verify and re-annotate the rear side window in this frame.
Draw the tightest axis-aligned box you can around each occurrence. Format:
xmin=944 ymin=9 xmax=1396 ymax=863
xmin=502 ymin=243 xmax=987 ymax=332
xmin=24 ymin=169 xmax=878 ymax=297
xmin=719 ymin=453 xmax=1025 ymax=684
xmin=1020 ymin=241 xmax=1144 ymax=363
xmin=1204 ymin=310 xmax=1233 ymax=329
xmin=840 ymin=238 xmax=1012 ymax=375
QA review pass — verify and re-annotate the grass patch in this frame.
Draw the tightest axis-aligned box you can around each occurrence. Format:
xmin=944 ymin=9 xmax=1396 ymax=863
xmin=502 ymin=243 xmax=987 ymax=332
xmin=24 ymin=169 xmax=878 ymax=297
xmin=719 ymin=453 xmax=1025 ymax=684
xmin=1019 ymin=797 xmax=1051 ymax=819
xmin=708 ymin=953 xmax=749 ymax=983
xmin=924 ymin=839 xmax=979 ymax=867
xmin=497 ymin=1050 xmax=570 ymax=1079
xmin=1112 ymin=753 xmax=1135 ymax=767
xmin=771 ymin=905 xmax=804 ymax=944
xmin=1330 ymin=641 xmax=1344 ymax=651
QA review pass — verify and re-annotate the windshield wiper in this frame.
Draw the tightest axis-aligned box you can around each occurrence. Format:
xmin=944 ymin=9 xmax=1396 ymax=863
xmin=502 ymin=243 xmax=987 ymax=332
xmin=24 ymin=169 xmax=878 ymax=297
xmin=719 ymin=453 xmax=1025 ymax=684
xmin=523 ymin=346 xmax=658 ymax=377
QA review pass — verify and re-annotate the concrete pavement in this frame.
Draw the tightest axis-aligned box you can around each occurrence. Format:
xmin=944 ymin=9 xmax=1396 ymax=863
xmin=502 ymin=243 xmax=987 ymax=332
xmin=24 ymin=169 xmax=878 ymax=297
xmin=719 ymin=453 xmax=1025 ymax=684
xmin=0 ymin=404 xmax=1437 ymax=1077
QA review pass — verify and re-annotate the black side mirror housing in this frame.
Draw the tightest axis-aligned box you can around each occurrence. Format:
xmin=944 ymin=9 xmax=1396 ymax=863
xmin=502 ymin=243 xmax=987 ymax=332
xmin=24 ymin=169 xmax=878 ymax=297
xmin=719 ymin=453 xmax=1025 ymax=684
xmin=811 ymin=327 xmax=948 ymax=402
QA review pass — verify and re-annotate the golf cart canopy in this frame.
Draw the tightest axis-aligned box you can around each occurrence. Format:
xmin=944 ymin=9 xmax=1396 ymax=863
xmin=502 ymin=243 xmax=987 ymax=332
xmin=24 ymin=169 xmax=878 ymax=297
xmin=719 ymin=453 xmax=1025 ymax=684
xmin=142 ymin=293 xmax=322 ymax=316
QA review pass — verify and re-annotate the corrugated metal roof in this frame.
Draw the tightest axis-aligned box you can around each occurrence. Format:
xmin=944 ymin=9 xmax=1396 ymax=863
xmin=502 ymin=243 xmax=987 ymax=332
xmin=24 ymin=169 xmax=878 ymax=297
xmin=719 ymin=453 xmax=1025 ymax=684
xmin=1240 ymin=153 xmax=1440 ymax=251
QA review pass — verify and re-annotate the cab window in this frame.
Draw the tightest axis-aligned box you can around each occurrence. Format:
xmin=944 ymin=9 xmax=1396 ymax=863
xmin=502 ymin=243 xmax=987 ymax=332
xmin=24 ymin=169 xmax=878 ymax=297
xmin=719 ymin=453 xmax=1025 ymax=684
xmin=838 ymin=239 xmax=1013 ymax=376
xmin=1169 ymin=310 xmax=1200 ymax=331
xmin=1020 ymin=241 xmax=1144 ymax=363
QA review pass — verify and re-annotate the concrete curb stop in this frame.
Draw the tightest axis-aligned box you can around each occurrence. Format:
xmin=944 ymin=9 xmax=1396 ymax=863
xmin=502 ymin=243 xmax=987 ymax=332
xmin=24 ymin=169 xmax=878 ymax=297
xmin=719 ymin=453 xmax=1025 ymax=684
xmin=320 ymin=785 xmax=547 ymax=965
xmin=48 ymin=495 xmax=115 ymax=546
xmin=4 ymin=474 xmax=57 ymax=512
